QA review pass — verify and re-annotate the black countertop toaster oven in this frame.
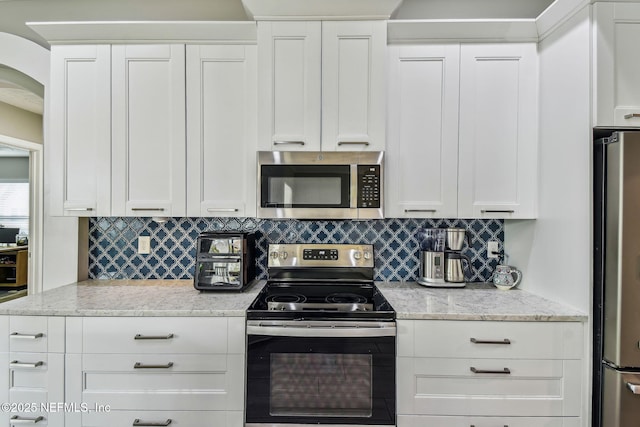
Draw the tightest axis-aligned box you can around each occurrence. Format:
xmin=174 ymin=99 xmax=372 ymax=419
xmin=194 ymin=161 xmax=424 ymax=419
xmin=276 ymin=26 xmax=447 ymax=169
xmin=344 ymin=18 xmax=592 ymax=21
xmin=193 ymin=231 xmax=255 ymax=291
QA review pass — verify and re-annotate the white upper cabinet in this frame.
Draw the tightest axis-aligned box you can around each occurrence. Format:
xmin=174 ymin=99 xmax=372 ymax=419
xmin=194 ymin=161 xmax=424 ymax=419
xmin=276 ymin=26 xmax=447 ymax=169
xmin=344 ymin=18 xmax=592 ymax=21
xmin=49 ymin=45 xmax=111 ymax=217
xmin=186 ymin=45 xmax=258 ymax=217
xmin=258 ymin=20 xmax=386 ymax=152
xmin=111 ymin=44 xmax=187 ymax=217
xmin=594 ymin=2 xmax=640 ymax=127
xmin=322 ymin=21 xmax=386 ymax=151
xmin=386 ymin=44 xmax=460 ymax=218
xmin=457 ymin=43 xmax=538 ymax=219
xmin=258 ymin=21 xmax=322 ymax=151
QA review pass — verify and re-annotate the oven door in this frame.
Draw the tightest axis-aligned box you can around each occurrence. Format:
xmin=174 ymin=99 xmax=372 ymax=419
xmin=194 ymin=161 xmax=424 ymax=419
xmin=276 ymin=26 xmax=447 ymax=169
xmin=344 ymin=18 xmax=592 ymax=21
xmin=246 ymin=320 xmax=396 ymax=426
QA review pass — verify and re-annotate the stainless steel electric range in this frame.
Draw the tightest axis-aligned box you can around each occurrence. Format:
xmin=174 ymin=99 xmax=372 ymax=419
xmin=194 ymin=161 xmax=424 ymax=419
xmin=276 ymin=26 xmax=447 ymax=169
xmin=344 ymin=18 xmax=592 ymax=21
xmin=245 ymin=243 xmax=396 ymax=427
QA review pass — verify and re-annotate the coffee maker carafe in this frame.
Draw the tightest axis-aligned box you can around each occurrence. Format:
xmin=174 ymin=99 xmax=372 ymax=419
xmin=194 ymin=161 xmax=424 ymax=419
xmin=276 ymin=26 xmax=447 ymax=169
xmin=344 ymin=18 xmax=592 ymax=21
xmin=417 ymin=227 xmax=473 ymax=287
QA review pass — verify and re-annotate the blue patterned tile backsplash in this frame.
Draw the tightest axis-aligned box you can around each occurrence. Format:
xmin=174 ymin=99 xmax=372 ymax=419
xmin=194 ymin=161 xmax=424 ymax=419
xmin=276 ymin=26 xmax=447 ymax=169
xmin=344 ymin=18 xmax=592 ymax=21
xmin=88 ymin=217 xmax=504 ymax=282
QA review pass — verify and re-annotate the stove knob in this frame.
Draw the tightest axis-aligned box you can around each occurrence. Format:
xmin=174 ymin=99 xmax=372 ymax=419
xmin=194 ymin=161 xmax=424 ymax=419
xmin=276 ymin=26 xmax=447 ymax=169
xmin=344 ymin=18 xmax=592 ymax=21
xmin=364 ymin=251 xmax=372 ymax=260
xmin=280 ymin=251 xmax=288 ymax=260
xmin=270 ymin=251 xmax=279 ymax=259
xmin=354 ymin=251 xmax=362 ymax=260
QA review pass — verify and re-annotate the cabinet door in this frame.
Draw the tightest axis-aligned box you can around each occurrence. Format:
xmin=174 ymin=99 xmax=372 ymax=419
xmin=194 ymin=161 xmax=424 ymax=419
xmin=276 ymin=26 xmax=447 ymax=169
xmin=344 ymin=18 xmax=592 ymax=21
xmin=257 ymin=21 xmax=321 ymax=151
xmin=322 ymin=21 xmax=386 ymax=152
xmin=49 ymin=45 xmax=111 ymax=217
xmin=386 ymin=45 xmax=459 ymax=218
xmin=186 ymin=45 xmax=257 ymax=217
xmin=111 ymin=44 xmax=186 ymax=217
xmin=594 ymin=3 xmax=640 ymax=126
xmin=458 ymin=43 xmax=538 ymax=219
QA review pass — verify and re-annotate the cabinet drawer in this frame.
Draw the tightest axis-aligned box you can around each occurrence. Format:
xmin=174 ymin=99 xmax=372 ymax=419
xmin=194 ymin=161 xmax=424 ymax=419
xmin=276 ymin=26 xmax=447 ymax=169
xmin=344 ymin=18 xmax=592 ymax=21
xmin=78 ymin=317 xmax=243 ymax=354
xmin=9 ymin=316 xmax=65 ymax=353
xmin=82 ymin=410 xmax=243 ymax=427
xmin=398 ymin=415 xmax=580 ymax=427
xmin=9 ymin=353 xmax=64 ymax=403
xmin=397 ymin=357 xmax=582 ymax=417
xmin=79 ymin=354 xmax=244 ymax=411
xmin=398 ymin=320 xmax=583 ymax=359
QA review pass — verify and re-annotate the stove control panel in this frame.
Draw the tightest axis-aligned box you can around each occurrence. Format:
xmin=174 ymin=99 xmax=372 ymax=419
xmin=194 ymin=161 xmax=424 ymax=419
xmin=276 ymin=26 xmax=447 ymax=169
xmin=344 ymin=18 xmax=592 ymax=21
xmin=268 ymin=244 xmax=374 ymax=268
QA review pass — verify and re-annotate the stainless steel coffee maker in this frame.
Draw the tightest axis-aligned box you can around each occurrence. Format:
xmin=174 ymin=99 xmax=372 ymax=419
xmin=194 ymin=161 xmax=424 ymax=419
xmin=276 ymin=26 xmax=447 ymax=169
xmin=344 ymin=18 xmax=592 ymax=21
xmin=417 ymin=227 xmax=473 ymax=287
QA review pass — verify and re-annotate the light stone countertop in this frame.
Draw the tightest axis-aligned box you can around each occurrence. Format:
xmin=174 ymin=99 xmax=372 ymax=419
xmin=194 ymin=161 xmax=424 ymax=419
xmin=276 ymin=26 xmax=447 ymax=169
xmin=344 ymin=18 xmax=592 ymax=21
xmin=0 ymin=279 xmax=587 ymax=321
xmin=0 ymin=279 xmax=265 ymax=317
xmin=376 ymin=281 xmax=587 ymax=321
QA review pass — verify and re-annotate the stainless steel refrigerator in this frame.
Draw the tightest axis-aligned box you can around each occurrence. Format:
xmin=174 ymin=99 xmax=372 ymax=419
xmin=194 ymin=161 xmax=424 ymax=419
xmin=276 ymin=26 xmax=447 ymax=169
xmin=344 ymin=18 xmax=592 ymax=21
xmin=594 ymin=130 xmax=640 ymax=427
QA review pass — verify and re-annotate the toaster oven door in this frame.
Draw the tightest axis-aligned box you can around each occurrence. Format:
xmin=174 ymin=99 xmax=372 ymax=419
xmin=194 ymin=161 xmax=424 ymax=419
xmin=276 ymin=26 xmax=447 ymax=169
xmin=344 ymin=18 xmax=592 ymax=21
xmin=196 ymin=256 xmax=243 ymax=289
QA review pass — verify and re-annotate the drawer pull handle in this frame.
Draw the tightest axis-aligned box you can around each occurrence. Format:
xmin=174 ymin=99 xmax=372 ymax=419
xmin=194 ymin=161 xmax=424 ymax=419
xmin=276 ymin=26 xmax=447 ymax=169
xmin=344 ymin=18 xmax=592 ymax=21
xmin=404 ymin=209 xmax=436 ymax=213
xmin=10 ymin=415 xmax=45 ymax=424
xmin=134 ymin=333 xmax=174 ymax=340
xmin=133 ymin=419 xmax=172 ymax=426
xmin=471 ymin=425 xmax=508 ymax=427
xmin=134 ymin=362 xmax=174 ymax=369
xmin=10 ymin=360 xmax=44 ymax=368
xmin=10 ymin=332 xmax=44 ymax=339
xmin=206 ymin=208 xmax=239 ymax=212
xmin=273 ymin=140 xmax=305 ymax=146
xmin=337 ymin=141 xmax=370 ymax=146
xmin=65 ymin=207 xmax=94 ymax=211
xmin=470 ymin=338 xmax=511 ymax=345
xmin=470 ymin=367 xmax=511 ymax=374
xmin=480 ymin=209 xmax=515 ymax=214
xmin=627 ymin=382 xmax=640 ymax=394
xmin=624 ymin=113 xmax=640 ymax=119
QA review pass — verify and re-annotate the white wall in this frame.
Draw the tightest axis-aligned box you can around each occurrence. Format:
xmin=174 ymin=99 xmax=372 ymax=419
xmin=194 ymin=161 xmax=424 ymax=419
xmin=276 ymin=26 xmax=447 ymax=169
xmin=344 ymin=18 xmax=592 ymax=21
xmin=0 ymin=101 xmax=43 ymax=143
xmin=505 ymin=6 xmax=591 ymax=313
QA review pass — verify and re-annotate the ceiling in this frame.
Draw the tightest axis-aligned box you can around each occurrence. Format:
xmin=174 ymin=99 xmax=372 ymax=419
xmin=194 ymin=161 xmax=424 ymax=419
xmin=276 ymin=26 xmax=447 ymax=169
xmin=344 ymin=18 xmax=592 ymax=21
xmin=0 ymin=0 xmax=555 ymax=116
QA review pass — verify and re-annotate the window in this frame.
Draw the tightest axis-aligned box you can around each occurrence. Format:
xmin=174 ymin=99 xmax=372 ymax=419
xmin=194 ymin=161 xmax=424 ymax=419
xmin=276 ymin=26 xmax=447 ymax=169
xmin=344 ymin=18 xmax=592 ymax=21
xmin=0 ymin=182 xmax=29 ymax=234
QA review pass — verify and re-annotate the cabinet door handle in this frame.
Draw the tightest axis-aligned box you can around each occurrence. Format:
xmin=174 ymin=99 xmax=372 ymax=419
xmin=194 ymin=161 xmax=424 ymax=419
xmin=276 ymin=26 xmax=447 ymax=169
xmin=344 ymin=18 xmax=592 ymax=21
xmin=206 ymin=208 xmax=239 ymax=212
xmin=133 ymin=362 xmax=174 ymax=369
xmin=404 ymin=209 xmax=436 ymax=213
xmin=470 ymin=367 xmax=511 ymax=374
xmin=471 ymin=425 xmax=508 ymax=427
xmin=10 ymin=332 xmax=44 ymax=339
xmin=134 ymin=333 xmax=174 ymax=340
xmin=10 ymin=360 xmax=44 ymax=368
xmin=337 ymin=141 xmax=370 ymax=146
xmin=273 ymin=141 xmax=305 ymax=146
xmin=470 ymin=338 xmax=511 ymax=345
xmin=481 ymin=209 xmax=515 ymax=214
xmin=64 ymin=207 xmax=94 ymax=211
xmin=10 ymin=415 xmax=45 ymax=424
xmin=627 ymin=382 xmax=640 ymax=394
xmin=624 ymin=113 xmax=640 ymax=119
xmin=131 ymin=208 xmax=165 ymax=212
xmin=132 ymin=419 xmax=172 ymax=426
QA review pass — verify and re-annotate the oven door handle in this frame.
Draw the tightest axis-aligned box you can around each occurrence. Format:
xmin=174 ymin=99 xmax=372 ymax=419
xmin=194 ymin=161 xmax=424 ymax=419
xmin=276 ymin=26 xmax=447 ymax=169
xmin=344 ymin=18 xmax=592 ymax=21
xmin=246 ymin=322 xmax=396 ymax=338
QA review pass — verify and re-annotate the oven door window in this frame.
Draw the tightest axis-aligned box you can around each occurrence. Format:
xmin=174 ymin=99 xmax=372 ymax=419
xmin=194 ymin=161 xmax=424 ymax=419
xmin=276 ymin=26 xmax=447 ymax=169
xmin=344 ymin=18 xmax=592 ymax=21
xmin=246 ymin=335 xmax=395 ymax=425
xmin=270 ymin=353 xmax=372 ymax=417
xmin=260 ymin=165 xmax=350 ymax=208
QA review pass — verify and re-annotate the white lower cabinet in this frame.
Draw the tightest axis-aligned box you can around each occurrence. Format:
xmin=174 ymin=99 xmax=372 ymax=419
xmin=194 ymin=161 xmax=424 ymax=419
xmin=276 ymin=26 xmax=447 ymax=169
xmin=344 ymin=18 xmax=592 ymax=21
xmin=397 ymin=320 xmax=584 ymax=426
xmin=65 ymin=316 xmax=245 ymax=427
xmin=4 ymin=316 xmax=66 ymax=427
xmin=398 ymin=415 xmax=582 ymax=427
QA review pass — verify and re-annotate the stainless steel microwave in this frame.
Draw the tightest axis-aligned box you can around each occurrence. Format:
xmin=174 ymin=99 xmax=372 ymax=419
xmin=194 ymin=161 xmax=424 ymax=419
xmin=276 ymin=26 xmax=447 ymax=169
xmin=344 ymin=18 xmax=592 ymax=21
xmin=257 ymin=151 xmax=384 ymax=219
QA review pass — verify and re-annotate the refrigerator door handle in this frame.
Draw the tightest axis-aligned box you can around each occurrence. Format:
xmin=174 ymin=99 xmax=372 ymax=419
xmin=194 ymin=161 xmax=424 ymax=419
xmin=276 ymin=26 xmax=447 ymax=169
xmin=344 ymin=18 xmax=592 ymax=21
xmin=626 ymin=381 xmax=640 ymax=394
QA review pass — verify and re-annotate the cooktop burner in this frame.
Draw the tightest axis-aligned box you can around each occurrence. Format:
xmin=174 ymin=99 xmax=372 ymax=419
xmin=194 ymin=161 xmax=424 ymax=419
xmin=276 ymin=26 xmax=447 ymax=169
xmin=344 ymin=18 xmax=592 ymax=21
xmin=325 ymin=293 xmax=368 ymax=304
xmin=265 ymin=293 xmax=307 ymax=304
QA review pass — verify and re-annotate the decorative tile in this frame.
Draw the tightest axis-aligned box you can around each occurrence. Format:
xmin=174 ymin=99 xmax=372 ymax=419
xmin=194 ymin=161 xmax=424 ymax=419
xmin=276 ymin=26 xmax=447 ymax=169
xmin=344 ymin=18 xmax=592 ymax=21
xmin=88 ymin=217 xmax=504 ymax=282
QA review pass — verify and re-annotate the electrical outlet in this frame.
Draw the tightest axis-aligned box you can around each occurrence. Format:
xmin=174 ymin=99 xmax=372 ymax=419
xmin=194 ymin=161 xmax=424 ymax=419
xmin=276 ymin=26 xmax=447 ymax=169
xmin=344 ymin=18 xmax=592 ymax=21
xmin=487 ymin=241 xmax=499 ymax=259
xmin=138 ymin=236 xmax=151 ymax=254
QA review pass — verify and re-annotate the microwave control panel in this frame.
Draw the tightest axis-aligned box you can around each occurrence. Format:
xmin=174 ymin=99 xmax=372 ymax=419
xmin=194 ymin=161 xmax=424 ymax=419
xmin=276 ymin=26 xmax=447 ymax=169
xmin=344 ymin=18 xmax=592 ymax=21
xmin=357 ymin=165 xmax=381 ymax=208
